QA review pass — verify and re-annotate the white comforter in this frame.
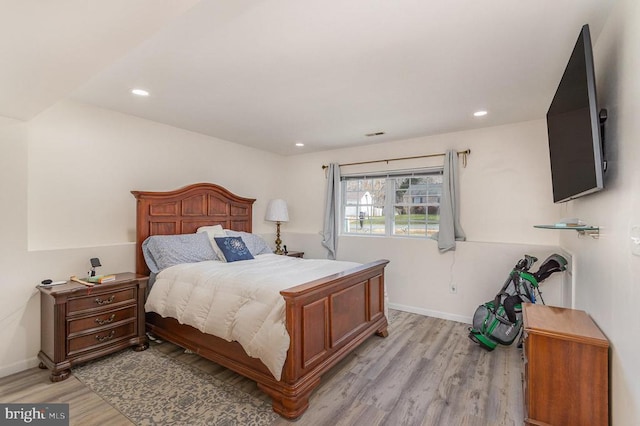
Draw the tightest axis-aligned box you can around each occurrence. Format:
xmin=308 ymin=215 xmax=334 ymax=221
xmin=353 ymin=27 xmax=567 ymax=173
xmin=145 ymin=254 xmax=360 ymax=380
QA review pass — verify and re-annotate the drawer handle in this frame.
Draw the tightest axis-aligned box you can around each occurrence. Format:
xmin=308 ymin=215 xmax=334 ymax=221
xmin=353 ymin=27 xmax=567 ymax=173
xmin=95 ymin=330 xmax=116 ymax=342
xmin=95 ymin=295 xmax=115 ymax=305
xmin=95 ymin=314 xmax=116 ymax=325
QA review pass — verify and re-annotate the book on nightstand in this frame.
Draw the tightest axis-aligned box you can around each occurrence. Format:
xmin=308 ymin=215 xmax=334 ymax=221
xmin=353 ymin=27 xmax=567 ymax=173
xmin=87 ymin=274 xmax=116 ymax=284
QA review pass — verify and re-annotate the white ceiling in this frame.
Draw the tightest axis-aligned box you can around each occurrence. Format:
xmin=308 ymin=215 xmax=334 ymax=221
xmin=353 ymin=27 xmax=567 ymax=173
xmin=0 ymin=0 xmax=201 ymax=120
xmin=3 ymin=0 xmax=616 ymax=156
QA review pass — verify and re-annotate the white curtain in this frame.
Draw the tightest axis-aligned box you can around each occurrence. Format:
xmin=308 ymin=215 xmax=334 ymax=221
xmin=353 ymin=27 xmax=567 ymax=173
xmin=437 ymin=149 xmax=466 ymax=252
xmin=321 ymin=163 xmax=341 ymax=259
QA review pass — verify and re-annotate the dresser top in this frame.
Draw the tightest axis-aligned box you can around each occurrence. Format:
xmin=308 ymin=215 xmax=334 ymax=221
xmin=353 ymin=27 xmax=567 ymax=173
xmin=38 ymin=272 xmax=147 ymax=295
xmin=523 ymin=303 xmax=608 ymax=347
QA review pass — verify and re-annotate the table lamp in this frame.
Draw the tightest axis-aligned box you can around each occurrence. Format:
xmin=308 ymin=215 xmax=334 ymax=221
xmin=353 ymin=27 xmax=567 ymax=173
xmin=265 ymin=199 xmax=289 ymax=254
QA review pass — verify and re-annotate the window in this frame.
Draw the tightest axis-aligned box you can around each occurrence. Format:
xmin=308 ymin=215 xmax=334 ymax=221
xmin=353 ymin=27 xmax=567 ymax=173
xmin=341 ymin=170 xmax=443 ymax=238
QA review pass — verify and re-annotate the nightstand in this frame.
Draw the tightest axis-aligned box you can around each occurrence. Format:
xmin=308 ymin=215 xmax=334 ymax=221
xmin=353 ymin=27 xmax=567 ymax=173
xmin=285 ymin=251 xmax=304 ymax=258
xmin=37 ymin=272 xmax=148 ymax=382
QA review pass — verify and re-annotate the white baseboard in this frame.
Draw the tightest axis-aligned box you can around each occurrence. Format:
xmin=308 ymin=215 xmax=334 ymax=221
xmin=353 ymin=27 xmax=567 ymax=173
xmin=389 ymin=303 xmax=472 ymax=324
xmin=0 ymin=356 xmax=40 ymax=379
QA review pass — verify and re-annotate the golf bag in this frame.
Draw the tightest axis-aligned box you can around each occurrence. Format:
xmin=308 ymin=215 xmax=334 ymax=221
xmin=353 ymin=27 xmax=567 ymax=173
xmin=468 ymin=253 xmax=567 ymax=351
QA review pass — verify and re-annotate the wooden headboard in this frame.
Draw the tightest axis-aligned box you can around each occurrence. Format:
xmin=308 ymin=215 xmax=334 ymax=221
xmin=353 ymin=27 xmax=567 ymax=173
xmin=131 ymin=183 xmax=256 ymax=276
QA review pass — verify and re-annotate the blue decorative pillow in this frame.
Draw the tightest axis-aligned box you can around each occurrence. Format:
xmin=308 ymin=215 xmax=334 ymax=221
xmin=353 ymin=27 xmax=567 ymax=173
xmin=142 ymin=233 xmax=217 ymax=273
xmin=214 ymin=236 xmax=255 ymax=262
xmin=224 ymin=230 xmax=273 ymax=256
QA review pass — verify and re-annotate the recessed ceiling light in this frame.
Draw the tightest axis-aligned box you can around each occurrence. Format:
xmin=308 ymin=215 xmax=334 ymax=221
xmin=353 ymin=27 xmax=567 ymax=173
xmin=473 ymin=110 xmax=488 ymax=117
xmin=131 ymin=88 xmax=149 ymax=96
xmin=295 ymin=142 xmax=305 ymax=147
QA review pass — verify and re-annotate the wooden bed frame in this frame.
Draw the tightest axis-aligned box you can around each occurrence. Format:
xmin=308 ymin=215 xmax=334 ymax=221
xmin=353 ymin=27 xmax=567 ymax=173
xmin=131 ymin=183 xmax=389 ymax=419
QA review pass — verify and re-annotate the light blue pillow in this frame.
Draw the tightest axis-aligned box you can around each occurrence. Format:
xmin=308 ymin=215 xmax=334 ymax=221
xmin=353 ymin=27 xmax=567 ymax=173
xmin=224 ymin=230 xmax=273 ymax=256
xmin=214 ymin=237 xmax=255 ymax=262
xmin=142 ymin=233 xmax=217 ymax=273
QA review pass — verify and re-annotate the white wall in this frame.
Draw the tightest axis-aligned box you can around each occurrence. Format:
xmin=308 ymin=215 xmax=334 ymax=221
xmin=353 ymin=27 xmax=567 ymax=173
xmin=0 ymin=100 xmax=285 ymax=377
xmin=558 ymin=0 xmax=640 ymax=424
xmin=284 ymin=119 xmax=561 ymax=243
xmin=27 ymin=100 xmax=284 ymax=250
xmin=281 ymin=120 xmax=564 ymax=322
xmin=0 ymin=118 xmax=33 ymax=376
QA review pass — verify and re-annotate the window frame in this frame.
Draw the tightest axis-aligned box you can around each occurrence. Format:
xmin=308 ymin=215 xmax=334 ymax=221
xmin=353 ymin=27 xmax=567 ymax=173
xmin=340 ymin=168 xmax=443 ymax=239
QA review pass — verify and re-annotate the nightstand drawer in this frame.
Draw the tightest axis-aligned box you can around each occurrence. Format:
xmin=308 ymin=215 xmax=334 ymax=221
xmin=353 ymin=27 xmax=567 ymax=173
xmin=68 ymin=306 xmax=136 ymax=335
xmin=68 ymin=321 xmax=136 ymax=356
xmin=67 ymin=287 xmax=136 ymax=315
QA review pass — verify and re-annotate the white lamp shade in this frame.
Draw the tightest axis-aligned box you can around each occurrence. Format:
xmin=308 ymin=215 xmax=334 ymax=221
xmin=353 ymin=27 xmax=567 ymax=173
xmin=265 ymin=199 xmax=289 ymax=222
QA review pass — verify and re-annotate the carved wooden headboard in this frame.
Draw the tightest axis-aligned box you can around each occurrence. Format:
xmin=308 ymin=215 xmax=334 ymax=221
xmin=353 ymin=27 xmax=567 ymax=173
xmin=131 ymin=183 xmax=256 ymax=276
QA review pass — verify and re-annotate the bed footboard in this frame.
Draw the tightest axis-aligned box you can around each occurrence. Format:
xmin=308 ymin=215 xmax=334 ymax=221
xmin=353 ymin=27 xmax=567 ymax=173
xmin=270 ymin=259 xmax=390 ymax=418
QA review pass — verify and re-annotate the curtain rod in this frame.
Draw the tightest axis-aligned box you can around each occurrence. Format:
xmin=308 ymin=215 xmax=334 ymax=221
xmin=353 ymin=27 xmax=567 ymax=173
xmin=321 ymin=149 xmax=471 ymax=170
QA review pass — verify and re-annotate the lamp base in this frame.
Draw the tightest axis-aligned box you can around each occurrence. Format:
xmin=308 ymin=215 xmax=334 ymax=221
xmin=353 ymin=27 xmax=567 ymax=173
xmin=274 ymin=222 xmax=283 ymax=255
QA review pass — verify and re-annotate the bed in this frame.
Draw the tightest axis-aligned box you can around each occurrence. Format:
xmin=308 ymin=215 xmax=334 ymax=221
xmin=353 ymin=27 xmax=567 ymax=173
xmin=131 ymin=183 xmax=389 ymax=419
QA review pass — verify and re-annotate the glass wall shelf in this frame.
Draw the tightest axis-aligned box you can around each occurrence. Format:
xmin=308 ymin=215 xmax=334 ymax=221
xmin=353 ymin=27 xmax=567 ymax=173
xmin=534 ymin=224 xmax=599 ymax=239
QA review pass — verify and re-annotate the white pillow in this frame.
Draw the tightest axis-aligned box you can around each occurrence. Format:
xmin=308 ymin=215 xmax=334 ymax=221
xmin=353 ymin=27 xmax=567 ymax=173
xmin=196 ymin=225 xmax=227 ymax=261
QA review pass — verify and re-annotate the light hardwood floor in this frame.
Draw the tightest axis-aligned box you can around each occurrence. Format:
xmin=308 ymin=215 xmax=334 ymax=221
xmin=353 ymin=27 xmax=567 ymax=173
xmin=0 ymin=310 xmax=523 ymax=425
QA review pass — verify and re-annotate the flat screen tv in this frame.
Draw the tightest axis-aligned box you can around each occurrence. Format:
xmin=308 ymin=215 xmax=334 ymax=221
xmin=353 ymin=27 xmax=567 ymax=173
xmin=546 ymin=24 xmax=606 ymax=203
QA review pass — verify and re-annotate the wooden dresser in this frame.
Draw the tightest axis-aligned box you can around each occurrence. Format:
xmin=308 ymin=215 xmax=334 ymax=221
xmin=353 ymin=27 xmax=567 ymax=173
xmin=522 ymin=303 xmax=609 ymax=425
xmin=38 ymin=273 xmax=148 ymax=382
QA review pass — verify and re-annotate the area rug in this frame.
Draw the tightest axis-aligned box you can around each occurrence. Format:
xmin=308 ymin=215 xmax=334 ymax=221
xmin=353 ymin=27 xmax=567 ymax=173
xmin=73 ymin=345 xmax=278 ymax=425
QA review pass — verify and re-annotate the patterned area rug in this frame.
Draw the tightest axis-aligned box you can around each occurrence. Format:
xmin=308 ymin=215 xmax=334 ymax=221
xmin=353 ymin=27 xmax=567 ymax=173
xmin=73 ymin=345 xmax=278 ymax=425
